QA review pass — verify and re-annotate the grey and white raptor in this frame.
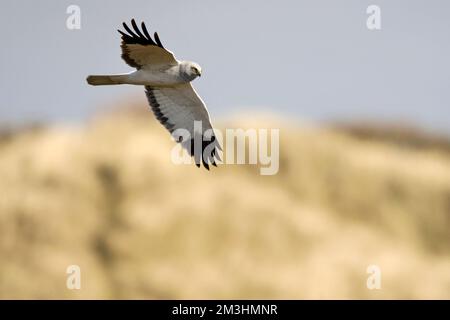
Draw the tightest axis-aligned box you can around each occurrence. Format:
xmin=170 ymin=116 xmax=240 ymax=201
xmin=87 ymin=19 xmax=221 ymax=169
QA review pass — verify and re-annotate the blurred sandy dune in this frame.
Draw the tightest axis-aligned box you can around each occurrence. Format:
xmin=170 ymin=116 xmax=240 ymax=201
xmin=0 ymin=106 xmax=449 ymax=299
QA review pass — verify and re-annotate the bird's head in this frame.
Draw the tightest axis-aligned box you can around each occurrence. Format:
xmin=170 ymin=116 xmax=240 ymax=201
xmin=180 ymin=61 xmax=202 ymax=81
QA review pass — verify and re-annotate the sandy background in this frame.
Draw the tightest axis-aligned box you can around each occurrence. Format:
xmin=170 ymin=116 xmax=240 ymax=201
xmin=1 ymin=103 xmax=449 ymax=299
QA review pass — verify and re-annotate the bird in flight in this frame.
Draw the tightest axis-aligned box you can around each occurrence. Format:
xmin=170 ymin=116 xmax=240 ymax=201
xmin=87 ymin=19 xmax=221 ymax=169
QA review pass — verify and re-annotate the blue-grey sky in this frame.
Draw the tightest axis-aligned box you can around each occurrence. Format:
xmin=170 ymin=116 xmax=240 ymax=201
xmin=1 ymin=0 xmax=449 ymax=134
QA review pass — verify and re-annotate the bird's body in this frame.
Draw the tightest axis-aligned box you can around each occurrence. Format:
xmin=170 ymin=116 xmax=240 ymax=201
xmin=126 ymin=66 xmax=184 ymax=85
xmin=87 ymin=61 xmax=199 ymax=86
xmin=87 ymin=19 xmax=220 ymax=169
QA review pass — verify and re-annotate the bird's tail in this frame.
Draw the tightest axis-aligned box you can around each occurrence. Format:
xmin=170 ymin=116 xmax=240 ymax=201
xmin=86 ymin=74 xmax=127 ymax=86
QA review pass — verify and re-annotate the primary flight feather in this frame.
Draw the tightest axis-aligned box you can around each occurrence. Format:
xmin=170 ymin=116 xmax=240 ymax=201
xmin=87 ymin=19 xmax=221 ymax=170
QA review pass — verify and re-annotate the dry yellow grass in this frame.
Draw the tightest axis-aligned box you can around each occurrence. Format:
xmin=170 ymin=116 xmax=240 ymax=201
xmin=0 ymin=107 xmax=449 ymax=299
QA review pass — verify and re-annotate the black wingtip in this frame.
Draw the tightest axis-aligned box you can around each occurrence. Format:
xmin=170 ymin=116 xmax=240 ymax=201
xmin=154 ymin=32 xmax=164 ymax=48
xmin=141 ymin=21 xmax=152 ymax=41
xmin=122 ymin=22 xmax=137 ymax=38
xmin=131 ymin=19 xmax=145 ymax=39
xmin=119 ymin=19 xmax=164 ymax=47
xmin=202 ymin=159 xmax=210 ymax=170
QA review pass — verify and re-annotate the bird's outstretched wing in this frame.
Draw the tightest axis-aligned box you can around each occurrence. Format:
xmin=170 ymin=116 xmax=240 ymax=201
xmin=118 ymin=19 xmax=178 ymax=69
xmin=145 ymin=83 xmax=222 ymax=169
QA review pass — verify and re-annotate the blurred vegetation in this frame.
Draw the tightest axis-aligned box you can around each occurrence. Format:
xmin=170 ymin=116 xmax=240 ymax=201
xmin=0 ymin=106 xmax=449 ymax=299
